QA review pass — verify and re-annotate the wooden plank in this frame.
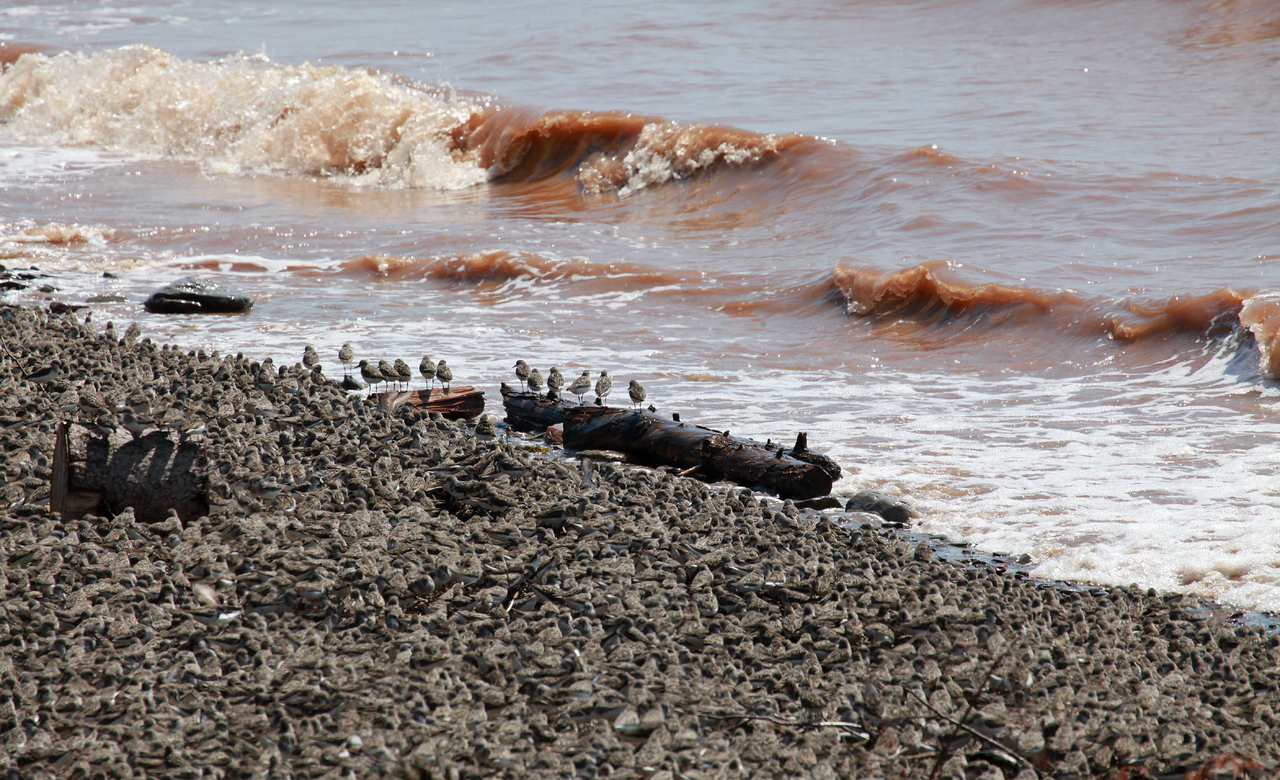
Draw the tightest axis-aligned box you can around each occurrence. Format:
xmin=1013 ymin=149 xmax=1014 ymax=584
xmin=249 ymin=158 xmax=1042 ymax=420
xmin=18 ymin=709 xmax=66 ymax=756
xmin=373 ymin=386 xmax=486 ymax=418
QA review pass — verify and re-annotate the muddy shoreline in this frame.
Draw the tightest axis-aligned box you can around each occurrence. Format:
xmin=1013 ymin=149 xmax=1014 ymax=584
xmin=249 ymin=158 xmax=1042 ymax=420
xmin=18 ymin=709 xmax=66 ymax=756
xmin=1 ymin=304 xmax=1276 ymax=779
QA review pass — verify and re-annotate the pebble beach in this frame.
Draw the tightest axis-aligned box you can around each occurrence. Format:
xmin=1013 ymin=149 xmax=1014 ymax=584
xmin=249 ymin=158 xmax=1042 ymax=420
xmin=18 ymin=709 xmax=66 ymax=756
xmin=1 ymin=304 xmax=1277 ymax=780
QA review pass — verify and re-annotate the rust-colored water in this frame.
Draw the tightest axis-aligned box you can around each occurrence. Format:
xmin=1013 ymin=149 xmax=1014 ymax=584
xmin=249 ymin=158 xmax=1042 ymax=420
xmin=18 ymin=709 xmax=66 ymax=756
xmin=2 ymin=0 xmax=1279 ymax=611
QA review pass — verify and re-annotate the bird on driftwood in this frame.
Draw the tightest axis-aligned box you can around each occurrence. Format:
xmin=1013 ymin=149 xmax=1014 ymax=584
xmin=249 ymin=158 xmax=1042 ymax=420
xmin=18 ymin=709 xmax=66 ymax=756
xmin=567 ymin=370 xmax=592 ymax=405
xmin=595 ymin=370 xmax=612 ymax=405
xmin=628 ymin=379 xmax=646 ymax=410
xmin=436 ymin=360 xmax=453 ymax=393
xmin=513 ymin=360 xmax=531 ymax=391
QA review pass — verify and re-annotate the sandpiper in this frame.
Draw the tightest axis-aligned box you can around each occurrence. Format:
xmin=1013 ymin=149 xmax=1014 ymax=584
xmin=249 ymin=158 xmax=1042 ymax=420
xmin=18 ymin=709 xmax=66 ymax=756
xmin=120 ymin=408 xmax=152 ymax=440
xmin=595 ymin=370 xmax=612 ymax=405
xmin=547 ymin=366 xmax=564 ymax=396
xmin=378 ymin=360 xmax=396 ymax=392
xmin=419 ymin=356 xmax=436 ymax=391
xmin=567 ymin=370 xmax=592 ymax=404
xmin=527 ymin=368 xmax=544 ymax=394
xmin=302 ymin=346 xmax=321 ymax=372
xmin=628 ymin=379 xmax=646 ymax=409
xmin=435 ymin=360 xmax=453 ymax=393
xmin=513 ymin=360 xmax=531 ymax=391
xmin=338 ymin=343 xmax=354 ymax=375
xmin=358 ymin=359 xmax=382 ymax=389
xmin=23 ymin=362 xmax=63 ymax=386
xmin=394 ymin=359 xmax=413 ymax=391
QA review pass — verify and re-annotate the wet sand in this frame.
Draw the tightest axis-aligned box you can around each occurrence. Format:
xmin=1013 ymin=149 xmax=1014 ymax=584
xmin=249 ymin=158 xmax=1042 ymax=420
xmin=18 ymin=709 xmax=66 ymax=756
xmin=1 ymin=304 xmax=1276 ymax=779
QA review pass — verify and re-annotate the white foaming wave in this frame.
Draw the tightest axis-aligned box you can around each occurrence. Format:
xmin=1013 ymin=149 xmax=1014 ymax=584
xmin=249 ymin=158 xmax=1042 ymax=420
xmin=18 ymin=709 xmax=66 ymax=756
xmin=577 ymin=121 xmax=787 ymax=197
xmin=0 ymin=219 xmax=113 ymax=247
xmin=0 ymin=45 xmax=487 ymax=190
xmin=706 ymin=344 xmax=1280 ymax=613
xmin=0 ymin=144 xmax=125 ymax=186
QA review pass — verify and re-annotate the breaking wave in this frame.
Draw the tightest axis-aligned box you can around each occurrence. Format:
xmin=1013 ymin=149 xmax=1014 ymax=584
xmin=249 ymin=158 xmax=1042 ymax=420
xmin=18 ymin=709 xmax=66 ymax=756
xmin=0 ymin=45 xmax=800 ymax=196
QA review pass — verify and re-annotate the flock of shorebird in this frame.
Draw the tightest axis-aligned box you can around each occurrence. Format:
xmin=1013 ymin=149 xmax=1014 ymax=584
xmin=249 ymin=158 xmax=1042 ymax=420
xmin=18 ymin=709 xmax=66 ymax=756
xmin=331 ymin=345 xmax=648 ymax=409
xmin=513 ymin=360 xmax=646 ymax=409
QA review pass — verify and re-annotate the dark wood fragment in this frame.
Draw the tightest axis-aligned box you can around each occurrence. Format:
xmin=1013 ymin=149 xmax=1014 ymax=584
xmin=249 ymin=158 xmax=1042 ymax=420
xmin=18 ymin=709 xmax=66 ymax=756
xmin=500 ymin=384 xmax=841 ymax=499
xmin=65 ymin=424 xmax=209 ymax=524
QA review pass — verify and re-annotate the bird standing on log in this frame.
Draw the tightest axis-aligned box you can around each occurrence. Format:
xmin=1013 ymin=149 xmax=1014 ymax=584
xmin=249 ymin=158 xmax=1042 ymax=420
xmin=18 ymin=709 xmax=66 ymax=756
xmin=629 ymin=379 xmax=646 ymax=410
xmin=595 ymin=370 xmax=612 ymax=405
xmin=528 ymin=368 xmax=544 ymax=394
xmin=568 ymin=370 xmax=592 ymax=405
xmin=514 ymin=360 xmax=531 ymax=391
xmin=547 ymin=367 xmax=564 ymax=397
xmin=436 ymin=360 xmax=453 ymax=393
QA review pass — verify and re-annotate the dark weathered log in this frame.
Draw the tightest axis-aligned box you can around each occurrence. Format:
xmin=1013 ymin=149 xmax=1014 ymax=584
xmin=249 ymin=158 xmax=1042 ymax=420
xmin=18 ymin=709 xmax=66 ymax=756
xmin=500 ymin=383 xmax=606 ymax=431
xmin=500 ymin=384 xmax=841 ymax=499
xmin=65 ymin=424 xmax=209 ymax=524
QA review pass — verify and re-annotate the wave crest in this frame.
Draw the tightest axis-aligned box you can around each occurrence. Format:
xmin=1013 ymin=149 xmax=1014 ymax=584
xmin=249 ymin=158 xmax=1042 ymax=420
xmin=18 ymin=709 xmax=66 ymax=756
xmin=832 ymin=262 xmax=1279 ymax=377
xmin=340 ymin=251 xmax=685 ymax=287
xmin=0 ymin=45 xmax=487 ymax=189
xmin=0 ymin=45 xmax=802 ymax=197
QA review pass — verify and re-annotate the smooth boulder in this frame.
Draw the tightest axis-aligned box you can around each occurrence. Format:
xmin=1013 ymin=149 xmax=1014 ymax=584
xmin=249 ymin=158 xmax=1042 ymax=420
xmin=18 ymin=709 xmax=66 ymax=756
xmin=846 ymin=488 xmax=917 ymax=524
xmin=143 ymin=277 xmax=254 ymax=314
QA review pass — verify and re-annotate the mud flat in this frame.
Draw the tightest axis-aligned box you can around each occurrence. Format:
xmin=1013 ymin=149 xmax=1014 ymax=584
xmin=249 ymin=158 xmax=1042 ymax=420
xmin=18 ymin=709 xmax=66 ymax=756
xmin=0 ymin=304 xmax=1276 ymax=779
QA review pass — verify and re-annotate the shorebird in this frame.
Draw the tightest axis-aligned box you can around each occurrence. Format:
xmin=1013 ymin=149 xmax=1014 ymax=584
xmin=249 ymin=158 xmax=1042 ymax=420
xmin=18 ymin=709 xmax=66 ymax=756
xmin=338 ymin=343 xmax=354 ymax=376
xmin=567 ymin=370 xmax=592 ymax=405
xmin=595 ymin=370 xmax=612 ymax=405
xmin=77 ymin=387 xmax=113 ymax=418
xmin=394 ymin=359 xmax=413 ymax=391
xmin=513 ymin=360 xmax=531 ymax=391
xmin=435 ymin=360 xmax=452 ymax=393
xmin=358 ymin=359 xmax=382 ymax=390
xmin=547 ymin=366 xmax=564 ymax=396
xmin=527 ymin=368 xmax=544 ymax=394
xmin=628 ymin=379 xmax=646 ymax=410
xmin=419 ymin=356 xmax=436 ymax=391
xmin=302 ymin=346 xmax=321 ymax=373
xmin=120 ymin=408 xmax=152 ymax=440
xmin=378 ymin=360 xmax=396 ymax=392
xmin=23 ymin=362 xmax=63 ymax=386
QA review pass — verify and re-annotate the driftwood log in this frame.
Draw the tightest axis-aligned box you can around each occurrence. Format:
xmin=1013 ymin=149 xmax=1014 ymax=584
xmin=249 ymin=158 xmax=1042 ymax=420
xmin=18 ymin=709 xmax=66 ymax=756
xmin=51 ymin=422 xmax=209 ymax=524
xmin=500 ymin=384 xmax=841 ymax=499
xmin=376 ymin=386 xmax=485 ymax=418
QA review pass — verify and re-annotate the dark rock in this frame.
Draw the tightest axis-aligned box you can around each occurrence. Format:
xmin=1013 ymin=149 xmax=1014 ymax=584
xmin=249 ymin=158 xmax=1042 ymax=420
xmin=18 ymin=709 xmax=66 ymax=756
xmin=143 ymin=277 xmax=254 ymax=314
xmin=845 ymin=489 xmax=917 ymax=524
xmin=795 ymin=495 xmax=842 ymax=511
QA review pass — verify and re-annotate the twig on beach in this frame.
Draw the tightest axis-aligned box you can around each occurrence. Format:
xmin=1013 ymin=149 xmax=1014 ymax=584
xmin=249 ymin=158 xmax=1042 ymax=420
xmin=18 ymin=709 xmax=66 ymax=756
xmin=922 ymin=647 xmax=1036 ymax=780
xmin=685 ymin=709 xmax=871 ymax=740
